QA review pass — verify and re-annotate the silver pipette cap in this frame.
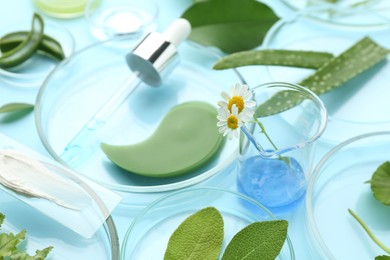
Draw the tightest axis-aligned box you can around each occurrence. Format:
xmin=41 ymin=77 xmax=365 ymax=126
xmin=125 ymin=18 xmax=192 ymax=87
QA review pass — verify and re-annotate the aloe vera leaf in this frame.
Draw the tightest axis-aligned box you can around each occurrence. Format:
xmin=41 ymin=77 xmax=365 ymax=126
xmin=0 ymin=13 xmax=44 ymax=69
xmin=255 ymin=36 xmax=390 ymax=117
xmin=213 ymin=50 xmax=334 ymax=70
xmin=0 ymin=31 xmax=65 ymax=61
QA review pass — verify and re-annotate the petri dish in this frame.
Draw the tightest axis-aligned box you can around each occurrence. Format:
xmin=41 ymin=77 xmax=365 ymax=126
xmin=262 ymin=14 xmax=390 ymax=145
xmin=0 ymin=134 xmax=119 ymax=260
xmin=1 ymin=195 xmax=117 ymax=259
xmin=0 ymin=18 xmax=75 ymax=88
xmin=306 ymin=131 xmax=390 ymax=259
xmin=280 ymin=0 xmax=390 ymax=28
xmin=121 ymin=187 xmax=295 ymax=260
xmin=35 ymin=36 xmax=244 ymax=204
xmin=85 ymin=0 xmax=159 ymax=41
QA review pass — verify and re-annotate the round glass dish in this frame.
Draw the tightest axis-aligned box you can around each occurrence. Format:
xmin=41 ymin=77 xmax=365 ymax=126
xmin=0 ymin=156 xmax=119 ymax=260
xmin=0 ymin=18 xmax=75 ymax=88
xmin=280 ymin=0 xmax=390 ymax=28
xmin=1 ymin=183 xmax=118 ymax=260
xmin=306 ymin=131 xmax=390 ymax=259
xmin=262 ymin=15 xmax=390 ymax=145
xmin=35 ymin=37 xmax=243 ymax=197
xmin=85 ymin=0 xmax=159 ymax=41
xmin=121 ymin=187 xmax=295 ymax=259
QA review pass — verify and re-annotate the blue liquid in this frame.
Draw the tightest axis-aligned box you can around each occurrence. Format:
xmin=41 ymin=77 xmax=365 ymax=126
xmin=237 ymin=156 xmax=306 ymax=215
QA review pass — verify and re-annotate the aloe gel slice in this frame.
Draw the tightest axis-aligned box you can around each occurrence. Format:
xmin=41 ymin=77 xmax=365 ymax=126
xmin=101 ymin=102 xmax=224 ymax=178
xmin=0 ymin=31 xmax=65 ymax=61
xmin=0 ymin=13 xmax=44 ymax=69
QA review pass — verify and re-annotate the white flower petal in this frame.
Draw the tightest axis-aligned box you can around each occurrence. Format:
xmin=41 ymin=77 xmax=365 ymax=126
xmin=233 ymin=129 xmax=239 ymax=138
xmin=245 ymin=100 xmax=256 ymax=107
xmin=217 ymin=101 xmax=228 ymax=107
xmin=217 ymin=121 xmax=226 ymax=127
xmin=231 ymin=104 xmax=238 ymax=115
xmin=221 ymin=91 xmax=230 ymax=101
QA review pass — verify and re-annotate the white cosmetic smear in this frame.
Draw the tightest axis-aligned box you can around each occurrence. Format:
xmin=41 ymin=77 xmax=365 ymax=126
xmin=0 ymin=150 xmax=91 ymax=210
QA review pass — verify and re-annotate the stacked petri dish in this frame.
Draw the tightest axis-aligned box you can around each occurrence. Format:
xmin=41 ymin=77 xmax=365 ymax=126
xmin=306 ymin=132 xmax=390 ymax=259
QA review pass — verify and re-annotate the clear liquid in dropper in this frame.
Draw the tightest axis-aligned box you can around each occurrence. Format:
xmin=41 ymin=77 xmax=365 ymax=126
xmin=60 ymin=72 xmax=141 ymax=166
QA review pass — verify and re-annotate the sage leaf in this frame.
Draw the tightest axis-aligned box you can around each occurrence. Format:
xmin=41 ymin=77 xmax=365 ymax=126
xmin=255 ymin=36 xmax=390 ymax=117
xmin=0 ymin=103 xmax=34 ymax=114
xmin=213 ymin=50 xmax=334 ymax=70
xmin=164 ymin=207 xmax=224 ymax=260
xmin=181 ymin=0 xmax=279 ymax=53
xmin=370 ymin=161 xmax=390 ymax=206
xmin=222 ymin=220 xmax=288 ymax=260
xmin=0 ymin=229 xmax=26 ymax=257
xmin=376 ymin=256 xmax=390 ymax=260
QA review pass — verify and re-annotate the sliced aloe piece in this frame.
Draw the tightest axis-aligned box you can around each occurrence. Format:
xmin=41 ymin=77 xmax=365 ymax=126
xmin=0 ymin=31 xmax=65 ymax=61
xmin=213 ymin=49 xmax=334 ymax=70
xmin=255 ymin=36 xmax=390 ymax=117
xmin=0 ymin=13 xmax=44 ymax=69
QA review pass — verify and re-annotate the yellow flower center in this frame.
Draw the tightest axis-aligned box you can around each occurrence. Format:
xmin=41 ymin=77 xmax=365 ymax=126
xmin=227 ymin=114 xmax=239 ymax=129
xmin=228 ymin=96 xmax=244 ymax=113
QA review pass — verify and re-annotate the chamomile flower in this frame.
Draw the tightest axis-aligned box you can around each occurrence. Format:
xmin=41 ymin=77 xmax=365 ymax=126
xmin=217 ymin=104 xmax=243 ymax=139
xmin=218 ymin=83 xmax=256 ymax=122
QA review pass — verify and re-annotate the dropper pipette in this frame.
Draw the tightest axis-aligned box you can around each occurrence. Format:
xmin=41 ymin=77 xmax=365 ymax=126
xmin=60 ymin=19 xmax=191 ymax=166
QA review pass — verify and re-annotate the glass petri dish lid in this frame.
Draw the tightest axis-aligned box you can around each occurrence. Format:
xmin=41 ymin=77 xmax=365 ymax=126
xmin=35 ymin=36 xmax=244 ymax=200
xmin=262 ymin=14 xmax=390 ymax=145
xmin=121 ymin=187 xmax=295 ymax=260
xmin=306 ymin=131 xmax=390 ymax=259
xmin=0 ymin=133 xmax=119 ymax=260
xmin=0 ymin=17 xmax=75 ymax=88
xmin=280 ymin=0 xmax=390 ymax=28
xmin=84 ymin=0 xmax=159 ymax=41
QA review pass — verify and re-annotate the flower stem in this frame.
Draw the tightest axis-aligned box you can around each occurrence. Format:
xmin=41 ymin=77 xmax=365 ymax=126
xmin=348 ymin=208 xmax=390 ymax=254
xmin=253 ymin=116 xmax=278 ymax=150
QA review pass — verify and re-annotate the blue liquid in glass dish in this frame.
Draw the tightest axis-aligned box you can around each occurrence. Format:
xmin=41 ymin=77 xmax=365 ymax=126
xmin=237 ymin=156 xmax=306 ymax=215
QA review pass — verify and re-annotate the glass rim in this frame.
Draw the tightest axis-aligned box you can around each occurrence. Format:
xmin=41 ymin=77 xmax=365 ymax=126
xmin=279 ymin=1 xmax=390 ymax=29
xmin=249 ymin=81 xmax=328 ymax=157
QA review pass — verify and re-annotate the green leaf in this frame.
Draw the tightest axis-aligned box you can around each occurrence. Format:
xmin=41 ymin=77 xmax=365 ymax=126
xmin=213 ymin=50 xmax=334 ymax=70
xmin=0 ymin=213 xmax=4 ymax=227
xmin=255 ymin=36 xmax=390 ymax=117
xmin=181 ymin=0 xmax=279 ymax=53
xmin=222 ymin=220 xmax=288 ymax=260
xmin=370 ymin=161 xmax=390 ymax=206
xmin=10 ymin=246 xmax=53 ymax=260
xmin=376 ymin=256 xmax=390 ymax=260
xmin=0 ymin=103 xmax=34 ymax=114
xmin=164 ymin=207 xmax=224 ymax=260
xmin=0 ymin=229 xmax=26 ymax=257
